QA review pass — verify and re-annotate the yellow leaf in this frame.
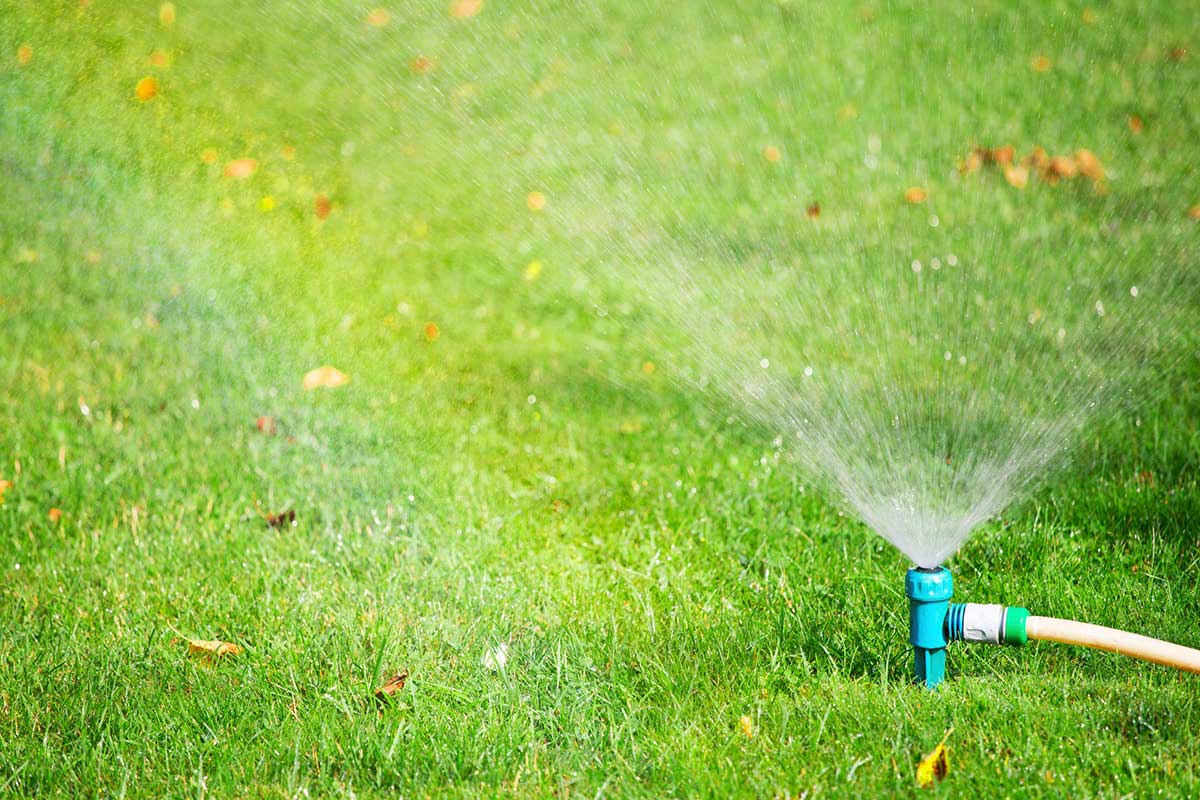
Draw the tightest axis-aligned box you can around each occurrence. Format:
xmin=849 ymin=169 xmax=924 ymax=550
xmin=188 ymin=639 xmax=241 ymax=658
xmin=916 ymin=728 xmax=952 ymax=788
xmin=159 ymin=2 xmax=176 ymax=26
xmin=449 ymin=0 xmax=483 ymax=18
xmin=302 ymin=365 xmax=349 ymax=390
xmin=523 ymin=260 xmax=543 ymax=281
xmin=904 ymin=186 xmax=927 ymax=204
xmin=526 ymin=191 xmax=546 ymax=211
xmin=17 ymin=43 xmax=33 ymax=66
xmin=738 ymin=714 xmax=754 ymax=738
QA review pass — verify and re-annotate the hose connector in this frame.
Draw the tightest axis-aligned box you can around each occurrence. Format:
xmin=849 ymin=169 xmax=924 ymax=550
xmin=946 ymin=603 xmax=1028 ymax=645
xmin=905 ymin=567 xmax=953 ymax=688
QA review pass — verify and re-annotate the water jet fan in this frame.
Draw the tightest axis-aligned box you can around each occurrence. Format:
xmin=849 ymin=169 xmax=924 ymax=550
xmin=906 ymin=566 xmax=1200 ymax=688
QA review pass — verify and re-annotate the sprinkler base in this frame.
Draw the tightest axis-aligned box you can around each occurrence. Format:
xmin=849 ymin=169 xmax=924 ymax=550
xmin=905 ymin=567 xmax=954 ymax=688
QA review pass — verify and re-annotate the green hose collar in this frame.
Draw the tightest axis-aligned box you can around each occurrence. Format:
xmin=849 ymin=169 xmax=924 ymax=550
xmin=1003 ymin=606 xmax=1029 ymax=645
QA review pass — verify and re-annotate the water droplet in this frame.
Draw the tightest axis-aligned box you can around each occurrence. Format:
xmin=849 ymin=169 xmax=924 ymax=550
xmin=1130 ymin=286 xmax=1139 ymax=297
xmin=803 ymin=367 xmax=814 ymax=377
xmin=944 ymin=351 xmax=952 ymax=361
xmin=527 ymin=394 xmax=537 ymax=404
xmin=930 ymin=257 xmax=941 ymax=270
xmin=759 ymin=358 xmax=770 ymax=369
xmin=911 ymin=260 xmax=922 ymax=273
xmin=946 ymin=254 xmax=958 ymax=266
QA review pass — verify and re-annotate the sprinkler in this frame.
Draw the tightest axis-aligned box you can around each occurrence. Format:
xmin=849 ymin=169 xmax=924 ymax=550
xmin=904 ymin=566 xmax=1200 ymax=688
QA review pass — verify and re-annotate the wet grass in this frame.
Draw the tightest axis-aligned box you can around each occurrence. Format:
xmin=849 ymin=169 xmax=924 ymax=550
xmin=2 ymin=0 xmax=1199 ymax=796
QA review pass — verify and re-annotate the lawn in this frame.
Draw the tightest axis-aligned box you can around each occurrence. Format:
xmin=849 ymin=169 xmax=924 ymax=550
xmin=1 ymin=0 xmax=1199 ymax=796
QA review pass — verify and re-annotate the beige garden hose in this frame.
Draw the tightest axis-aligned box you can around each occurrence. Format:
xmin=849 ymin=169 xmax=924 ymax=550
xmin=1024 ymin=615 xmax=1200 ymax=675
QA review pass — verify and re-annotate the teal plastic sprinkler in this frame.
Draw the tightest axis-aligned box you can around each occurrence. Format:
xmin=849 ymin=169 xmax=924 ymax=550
xmin=905 ymin=566 xmax=1200 ymax=688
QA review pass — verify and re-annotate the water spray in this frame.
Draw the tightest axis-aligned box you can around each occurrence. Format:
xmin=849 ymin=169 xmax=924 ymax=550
xmin=905 ymin=567 xmax=1200 ymax=688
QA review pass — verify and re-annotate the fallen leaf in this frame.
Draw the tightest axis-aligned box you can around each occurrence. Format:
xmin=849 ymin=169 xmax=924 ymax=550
xmin=1082 ymin=8 xmax=1096 ymax=24
xmin=1074 ymin=148 xmax=1104 ymax=181
xmin=201 ymin=147 xmax=218 ymax=164
xmin=482 ymin=642 xmax=508 ymax=671
xmin=1128 ymin=114 xmax=1144 ymax=134
xmin=1003 ymin=164 xmax=1029 ymax=189
xmin=526 ymin=191 xmax=546 ymax=211
xmin=424 ymin=322 xmax=440 ymax=341
xmin=188 ymin=639 xmax=241 ymax=658
xmin=739 ymin=715 xmax=755 ymax=738
xmin=255 ymin=415 xmax=276 ymax=435
xmin=159 ymin=2 xmax=176 ymax=26
xmin=17 ymin=44 xmax=33 ymax=66
xmin=375 ymin=670 xmax=408 ymax=701
xmin=410 ymin=55 xmax=435 ymax=74
xmin=135 ymin=76 xmax=159 ymax=102
xmin=1031 ymin=54 xmax=1051 ymax=72
xmin=762 ymin=145 xmax=781 ymax=163
xmin=916 ymin=728 xmax=952 ymax=789
xmin=302 ymin=365 xmax=349 ymax=389
xmin=449 ymin=0 xmax=483 ymax=18
xmin=281 ymin=144 xmax=297 ymax=160
xmin=1189 ymin=205 xmax=1200 ymax=220
xmin=366 ymin=8 xmax=390 ymax=26
xmin=904 ymin=186 xmax=927 ymax=204
xmin=48 ymin=507 xmax=63 ymax=523
xmin=314 ymin=194 xmax=333 ymax=219
xmin=149 ymin=50 xmax=170 ymax=67
xmin=0 ymin=479 xmax=12 ymax=504
xmin=259 ymin=196 xmax=275 ymax=212
xmin=1047 ymin=155 xmax=1077 ymax=180
xmin=991 ymin=144 xmax=1015 ymax=165
xmin=523 ymin=260 xmax=543 ymax=281
xmin=265 ymin=509 xmax=296 ymax=528
xmin=642 ymin=361 xmax=656 ymax=374
xmin=223 ymin=157 xmax=257 ymax=179
xmin=1167 ymin=46 xmax=1187 ymax=63
xmin=806 ymin=202 xmax=821 ymax=219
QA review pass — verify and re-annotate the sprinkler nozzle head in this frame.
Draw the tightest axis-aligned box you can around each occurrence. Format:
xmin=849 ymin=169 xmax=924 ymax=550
xmin=905 ymin=567 xmax=953 ymax=688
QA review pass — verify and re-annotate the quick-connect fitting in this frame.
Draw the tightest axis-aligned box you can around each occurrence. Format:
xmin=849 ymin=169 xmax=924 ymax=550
xmin=946 ymin=603 xmax=1028 ymax=645
xmin=905 ymin=567 xmax=953 ymax=688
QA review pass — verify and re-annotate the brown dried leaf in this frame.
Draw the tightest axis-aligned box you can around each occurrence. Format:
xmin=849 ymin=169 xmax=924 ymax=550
xmin=266 ymin=509 xmax=296 ymax=529
xmin=375 ymin=670 xmax=408 ymax=701
xmin=255 ymin=415 xmax=277 ymax=435
xmin=805 ymin=202 xmax=821 ymax=219
xmin=314 ymin=194 xmax=333 ymax=220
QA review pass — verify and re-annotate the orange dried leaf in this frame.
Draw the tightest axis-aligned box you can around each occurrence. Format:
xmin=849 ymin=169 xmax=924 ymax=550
xmin=314 ymin=194 xmax=333 ymax=219
xmin=17 ymin=44 xmax=33 ymax=66
xmin=1128 ymin=114 xmax=1144 ymax=134
xmin=904 ymin=186 xmax=927 ymax=204
xmin=200 ymin=147 xmax=218 ymax=164
xmin=991 ymin=144 xmax=1015 ymax=165
xmin=806 ymin=202 xmax=821 ymax=219
xmin=1189 ymin=205 xmax=1200 ymax=220
xmin=1031 ymin=55 xmax=1051 ymax=72
xmin=1074 ymin=149 xmax=1104 ymax=181
xmin=739 ymin=715 xmax=754 ymax=738
xmin=366 ymin=8 xmax=390 ymax=26
xmin=223 ymin=158 xmax=257 ymax=179
xmin=424 ymin=322 xmax=440 ymax=341
xmin=159 ymin=2 xmax=176 ymax=26
xmin=255 ymin=415 xmax=277 ymax=435
xmin=149 ymin=50 xmax=170 ymax=67
xmin=449 ymin=0 xmax=483 ymax=18
xmin=49 ymin=507 xmax=63 ymax=523
xmin=1003 ymin=164 xmax=1029 ymax=189
xmin=526 ymin=191 xmax=546 ymax=211
xmin=188 ymin=639 xmax=241 ymax=658
xmin=410 ymin=55 xmax=435 ymax=74
xmin=1048 ymin=155 xmax=1077 ymax=179
xmin=135 ymin=76 xmax=159 ymax=102
xmin=302 ymin=365 xmax=349 ymax=390
xmin=762 ymin=145 xmax=781 ymax=163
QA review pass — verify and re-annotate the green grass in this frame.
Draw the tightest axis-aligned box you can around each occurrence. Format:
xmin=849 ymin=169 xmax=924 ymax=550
xmin=2 ymin=0 xmax=1199 ymax=796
